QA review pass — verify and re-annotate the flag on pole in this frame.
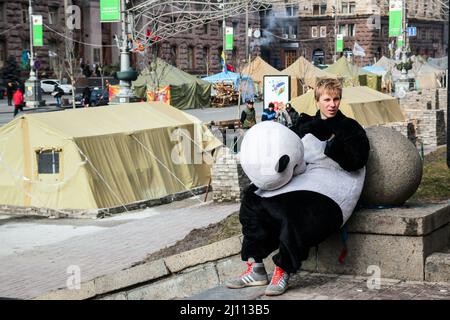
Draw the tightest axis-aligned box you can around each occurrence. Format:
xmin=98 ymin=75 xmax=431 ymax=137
xmin=353 ymin=42 xmax=366 ymax=57
xmin=221 ymin=51 xmax=227 ymax=73
xmin=388 ymin=0 xmax=403 ymax=37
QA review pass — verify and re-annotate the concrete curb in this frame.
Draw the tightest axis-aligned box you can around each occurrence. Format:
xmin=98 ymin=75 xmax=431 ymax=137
xmin=34 ymin=235 xmax=243 ymax=300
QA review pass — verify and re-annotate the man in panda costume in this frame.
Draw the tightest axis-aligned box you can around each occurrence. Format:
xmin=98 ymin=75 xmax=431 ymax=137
xmin=226 ymin=78 xmax=370 ymax=296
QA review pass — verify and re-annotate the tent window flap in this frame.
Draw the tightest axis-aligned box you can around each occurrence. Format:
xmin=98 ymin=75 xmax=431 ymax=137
xmin=37 ymin=150 xmax=60 ymax=174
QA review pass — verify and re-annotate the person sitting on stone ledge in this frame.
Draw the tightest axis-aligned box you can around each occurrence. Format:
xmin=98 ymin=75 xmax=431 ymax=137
xmin=226 ymin=78 xmax=370 ymax=296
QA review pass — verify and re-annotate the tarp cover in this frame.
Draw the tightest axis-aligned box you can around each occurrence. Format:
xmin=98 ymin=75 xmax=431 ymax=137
xmin=132 ymin=58 xmax=211 ymax=110
xmin=0 ymin=103 xmax=222 ymax=210
xmin=290 ymin=86 xmax=405 ymax=127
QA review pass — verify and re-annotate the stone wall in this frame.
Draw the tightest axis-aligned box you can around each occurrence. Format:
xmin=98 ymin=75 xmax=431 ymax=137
xmin=382 ymin=120 xmax=417 ymax=146
xmin=399 ymin=89 xmax=448 ymax=149
xmin=211 ymin=147 xmax=250 ymax=203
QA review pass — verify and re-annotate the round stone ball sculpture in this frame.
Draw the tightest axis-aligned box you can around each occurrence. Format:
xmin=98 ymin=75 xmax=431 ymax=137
xmin=360 ymin=126 xmax=423 ymax=206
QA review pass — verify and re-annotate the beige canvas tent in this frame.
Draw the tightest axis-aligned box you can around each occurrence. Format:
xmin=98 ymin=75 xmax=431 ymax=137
xmin=0 ymin=103 xmax=221 ymax=210
xmin=241 ymin=56 xmax=282 ymax=84
xmin=241 ymin=56 xmax=282 ymax=97
xmin=282 ymin=57 xmax=337 ymax=97
xmin=290 ymin=86 xmax=405 ymax=127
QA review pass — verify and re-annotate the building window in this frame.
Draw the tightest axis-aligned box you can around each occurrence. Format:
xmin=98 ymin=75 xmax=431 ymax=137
xmin=286 ymin=5 xmax=297 ymax=16
xmin=313 ymin=5 xmax=319 ymax=15
xmin=289 ymin=25 xmax=298 ymax=38
xmin=170 ymin=45 xmax=178 ymax=66
xmin=0 ymin=2 xmax=6 ymax=22
xmin=232 ymin=22 xmax=238 ymax=36
xmin=187 ymin=46 xmax=195 ymax=69
xmin=203 ymin=22 xmax=208 ymax=35
xmin=313 ymin=4 xmax=327 ymax=15
xmin=232 ymin=46 xmax=238 ymax=66
xmin=320 ymin=26 xmax=327 ymax=38
xmin=22 ymin=3 xmax=28 ymax=24
xmin=203 ymin=46 xmax=210 ymax=67
xmin=218 ymin=21 xmax=223 ymax=37
xmin=339 ymin=24 xmax=355 ymax=37
xmin=348 ymin=24 xmax=355 ymax=37
xmin=311 ymin=26 xmax=319 ymax=38
xmin=341 ymin=2 xmax=356 ymax=14
xmin=0 ymin=40 xmax=6 ymax=69
xmin=48 ymin=6 xmax=59 ymax=25
xmin=93 ymin=48 xmax=100 ymax=64
xmin=37 ymin=150 xmax=60 ymax=174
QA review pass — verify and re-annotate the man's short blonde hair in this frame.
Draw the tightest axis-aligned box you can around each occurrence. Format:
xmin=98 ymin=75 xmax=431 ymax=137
xmin=314 ymin=78 xmax=342 ymax=101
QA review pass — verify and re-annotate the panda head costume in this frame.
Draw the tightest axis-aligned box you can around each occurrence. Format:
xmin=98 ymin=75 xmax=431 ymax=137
xmin=240 ymin=121 xmax=306 ymax=191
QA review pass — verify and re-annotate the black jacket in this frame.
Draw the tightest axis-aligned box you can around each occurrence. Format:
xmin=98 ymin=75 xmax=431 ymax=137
xmin=291 ymin=110 xmax=370 ymax=172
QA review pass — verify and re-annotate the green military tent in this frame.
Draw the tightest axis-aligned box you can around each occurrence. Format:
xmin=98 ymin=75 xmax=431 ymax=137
xmin=132 ymin=58 xmax=212 ymax=110
xmin=326 ymin=57 xmax=382 ymax=91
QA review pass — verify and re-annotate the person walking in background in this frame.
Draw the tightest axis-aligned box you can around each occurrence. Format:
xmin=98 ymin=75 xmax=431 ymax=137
xmin=52 ymin=85 xmax=64 ymax=108
xmin=6 ymin=82 xmax=15 ymax=107
xmin=285 ymin=103 xmax=299 ymax=127
xmin=82 ymin=87 xmax=91 ymax=108
xmin=261 ymin=102 xmax=277 ymax=122
xmin=240 ymin=100 xmax=257 ymax=129
xmin=13 ymin=87 xmax=25 ymax=117
xmin=276 ymin=103 xmax=292 ymax=127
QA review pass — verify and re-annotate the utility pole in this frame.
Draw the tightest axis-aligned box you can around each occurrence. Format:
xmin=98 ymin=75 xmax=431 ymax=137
xmin=223 ymin=0 xmax=226 ymax=53
xmin=334 ymin=0 xmax=338 ymax=62
xmin=25 ymin=0 xmax=45 ymax=108
xmin=245 ymin=1 xmax=249 ymax=62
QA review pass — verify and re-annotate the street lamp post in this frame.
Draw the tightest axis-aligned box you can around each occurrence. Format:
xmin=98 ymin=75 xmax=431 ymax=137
xmin=25 ymin=0 xmax=45 ymax=108
xmin=111 ymin=0 xmax=139 ymax=104
xmin=333 ymin=0 xmax=338 ymax=63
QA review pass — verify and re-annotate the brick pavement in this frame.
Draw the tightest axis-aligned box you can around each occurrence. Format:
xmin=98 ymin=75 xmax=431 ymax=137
xmin=189 ymin=272 xmax=450 ymax=300
xmin=0 ymin=198 xmax=239 ymax=299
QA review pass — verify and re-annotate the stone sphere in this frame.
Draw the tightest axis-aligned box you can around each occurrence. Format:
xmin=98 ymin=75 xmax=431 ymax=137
xmin=360 ymin=126 xmax=423 ymax=206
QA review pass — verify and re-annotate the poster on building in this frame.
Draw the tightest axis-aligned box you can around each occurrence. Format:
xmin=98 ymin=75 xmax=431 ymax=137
xmin=389 ymin=0 xmax=403 ymax=37
xmin=32 ymin=15 xmax=43 ymax=47
xmin=336 ymin=34 xmax=344 ymax=52
xmin=263 ymin=75 xmax=290 ymax=110
xmin=100 ymin=0 xmax=121 ymax=22
xmin=225 ymin=27 xmax=233 ymax=50
xmin=108 ymin=85 xmax=120 ymax=102
xmin=147 ymin=86 xmax=171 ymax=105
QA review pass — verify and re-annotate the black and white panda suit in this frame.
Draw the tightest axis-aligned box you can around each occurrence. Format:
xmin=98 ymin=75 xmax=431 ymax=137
xmin=239 ymin=110 xmax=370 ymax=274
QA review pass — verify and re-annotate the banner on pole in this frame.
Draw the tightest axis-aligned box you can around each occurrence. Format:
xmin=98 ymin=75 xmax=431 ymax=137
xmin=32 ymin=15 xmax=43 ymax=47
xmin=389 ymin=0 xmax=403 ymax=37
xmin=225 ymin=27 xmax=233 ymax=50
xmin=336 ymin=34 xmax=344 ymax=53
xmin=100 ymin=0 xmax=121 ymax=22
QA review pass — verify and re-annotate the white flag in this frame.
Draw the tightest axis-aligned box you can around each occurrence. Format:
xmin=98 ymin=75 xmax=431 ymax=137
xmin=353 ymin=42 xmax=366 ymax=57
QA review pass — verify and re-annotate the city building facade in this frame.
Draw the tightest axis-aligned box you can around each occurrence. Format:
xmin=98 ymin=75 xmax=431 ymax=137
xmin=260 ymin=0 xmax=448 ymax=68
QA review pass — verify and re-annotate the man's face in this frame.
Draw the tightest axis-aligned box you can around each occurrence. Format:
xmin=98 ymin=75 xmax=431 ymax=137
xmin=247 ymin=103 xmax=253 ymax=109
xmin=317 ymin=92 xmax=341 ymax=119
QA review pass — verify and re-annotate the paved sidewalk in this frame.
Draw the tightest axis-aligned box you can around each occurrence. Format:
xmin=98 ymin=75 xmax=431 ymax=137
xmin=0 ymin=197 xmax=239 ymax=299
xmin=189 ymin=272 xmax=450 ymax=300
